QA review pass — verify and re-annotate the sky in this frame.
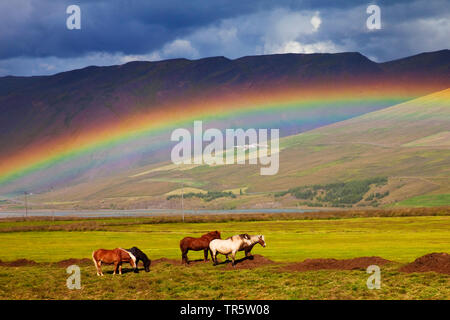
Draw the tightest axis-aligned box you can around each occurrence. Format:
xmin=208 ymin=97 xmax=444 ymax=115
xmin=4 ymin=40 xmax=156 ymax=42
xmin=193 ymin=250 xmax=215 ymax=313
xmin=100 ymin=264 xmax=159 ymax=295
xmin=0 ymin=0 xmax=448 ymax=76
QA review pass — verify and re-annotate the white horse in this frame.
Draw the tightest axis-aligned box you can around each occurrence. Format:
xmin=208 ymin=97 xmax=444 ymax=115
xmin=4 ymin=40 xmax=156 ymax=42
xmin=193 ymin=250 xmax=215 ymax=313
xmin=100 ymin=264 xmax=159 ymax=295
xmin=209 ymin=234 xmax=252 ymax=266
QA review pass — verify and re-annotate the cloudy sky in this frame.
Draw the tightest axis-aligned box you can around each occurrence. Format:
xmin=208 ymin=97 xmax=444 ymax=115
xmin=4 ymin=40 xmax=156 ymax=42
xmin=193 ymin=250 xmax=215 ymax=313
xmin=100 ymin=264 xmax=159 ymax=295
xmin=0 ymin=0 xmax=448 ymax=76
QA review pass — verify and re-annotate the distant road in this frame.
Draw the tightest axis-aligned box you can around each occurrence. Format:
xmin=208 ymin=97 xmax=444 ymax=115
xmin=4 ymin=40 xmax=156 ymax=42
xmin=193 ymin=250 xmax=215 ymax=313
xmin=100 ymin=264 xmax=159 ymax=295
xmin=0 ymin=208 xmax=320 ymax=219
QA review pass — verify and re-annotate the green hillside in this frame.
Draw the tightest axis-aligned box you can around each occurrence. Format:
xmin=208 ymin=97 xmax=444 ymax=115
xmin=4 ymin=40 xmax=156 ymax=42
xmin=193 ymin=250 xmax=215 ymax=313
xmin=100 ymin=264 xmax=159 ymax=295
xmin=23 ymin=89 xmax=450 ymax=210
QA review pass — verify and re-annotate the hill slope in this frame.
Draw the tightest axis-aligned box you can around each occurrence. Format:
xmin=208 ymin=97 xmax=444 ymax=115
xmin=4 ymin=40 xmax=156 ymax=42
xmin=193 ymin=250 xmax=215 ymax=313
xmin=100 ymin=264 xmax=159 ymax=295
xmin=22 ymin=88 xmax=450 ymax=210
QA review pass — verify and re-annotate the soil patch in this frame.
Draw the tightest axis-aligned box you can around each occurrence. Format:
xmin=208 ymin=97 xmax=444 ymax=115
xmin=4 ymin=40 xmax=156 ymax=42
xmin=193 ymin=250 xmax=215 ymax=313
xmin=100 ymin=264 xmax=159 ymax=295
xmin=152 ymin=258 xmax=217 ymax=267
xmin=151 ymin=255 xmax=276 ymax=269
xmin=0 ymin=259 xmax=39 ymax=267
xmin=399 ymin=253 xmax=450 ymax=274
xmin=151 ymin=257 xmax=181 ymax=266
xmin=220 ymin=254 xmax=276 ymax=270
xmin=53 ymin=258 xmax=92 ymax=267
xmin=282 ymin=256 xmax=391 ymax=272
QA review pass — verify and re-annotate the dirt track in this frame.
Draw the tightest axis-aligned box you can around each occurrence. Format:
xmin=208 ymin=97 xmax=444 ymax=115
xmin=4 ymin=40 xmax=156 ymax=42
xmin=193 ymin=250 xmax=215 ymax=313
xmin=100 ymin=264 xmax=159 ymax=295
xmin=1 ymin=253 xmax=449 ymax=274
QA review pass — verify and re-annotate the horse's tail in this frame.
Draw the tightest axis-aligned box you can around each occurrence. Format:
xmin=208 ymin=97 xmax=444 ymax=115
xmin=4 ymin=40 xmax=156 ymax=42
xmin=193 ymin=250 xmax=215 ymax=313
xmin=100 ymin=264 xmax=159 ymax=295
xmin=92 ymin=250 xmax=98 ymax=265
xmin=179 ymin=238 xmax=186 ymax=252
xmin=119 ymin=248 xmax=137 ymax=268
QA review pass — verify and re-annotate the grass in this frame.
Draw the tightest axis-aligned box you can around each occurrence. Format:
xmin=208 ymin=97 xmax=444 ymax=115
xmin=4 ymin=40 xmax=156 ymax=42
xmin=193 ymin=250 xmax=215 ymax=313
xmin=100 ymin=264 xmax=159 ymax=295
xmin=0 ymin=216 xmax=449 ymax=263
xmin=0 ymin=259 xmax=448 ymax=300
xmin=395 ymin=194 xmax=450 ymax=207
xmin=0 ymin=213 xmax=448 ymax=299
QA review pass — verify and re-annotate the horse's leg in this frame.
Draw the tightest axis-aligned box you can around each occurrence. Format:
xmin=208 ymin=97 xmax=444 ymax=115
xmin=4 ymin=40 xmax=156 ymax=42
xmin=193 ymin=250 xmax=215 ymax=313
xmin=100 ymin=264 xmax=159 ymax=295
xmin=120 ymin=262 xmax=124 ymax=275
xmin=209 ymin=248 xmax=214 ymax=264
xmin=245 ymin=249 xmax=253 ymax=259
xmin=231 ymin=251 xmax=236 ymax=266
xmin=133 ymin=259 xmax=139 ymax=273
xmin=95 ymin=260 xmax=103 ymax=276
xmin=98 ymin=262 xmax=103 ymax=276
xmin=113 ymin=261 xmax=118 ymax=275
xmin=225 ymin=254 xmax=229 ymax=261
xmin=204 ymin=249 xmax=208 ymax=262
xmin=211 ymin=249 xmax=217 ymax=266
xmin=93 ymin=258 xmax=100 ymax=276
xmin=185 ymin=249 xmax=189 ymax=265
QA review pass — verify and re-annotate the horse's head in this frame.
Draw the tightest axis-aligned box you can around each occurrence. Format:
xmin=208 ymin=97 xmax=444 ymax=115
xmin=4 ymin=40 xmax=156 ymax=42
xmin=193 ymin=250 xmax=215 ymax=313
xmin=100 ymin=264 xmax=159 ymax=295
xmin=258 ymin=235 xmax=266 ymax=247
xmin=144 ymin=259 xmax=151 ymax=272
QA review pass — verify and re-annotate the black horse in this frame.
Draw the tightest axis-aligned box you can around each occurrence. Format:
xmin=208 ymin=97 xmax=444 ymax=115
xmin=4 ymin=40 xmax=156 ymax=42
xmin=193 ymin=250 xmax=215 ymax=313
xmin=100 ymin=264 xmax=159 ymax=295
xmin=126 ymin=247 xmax=151 ymax=273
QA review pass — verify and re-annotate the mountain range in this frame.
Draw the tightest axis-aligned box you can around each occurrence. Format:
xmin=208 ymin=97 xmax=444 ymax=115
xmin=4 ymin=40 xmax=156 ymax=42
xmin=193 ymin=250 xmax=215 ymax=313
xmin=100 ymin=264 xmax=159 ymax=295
xmin=0 ymin=49 xmax=448 ymax=210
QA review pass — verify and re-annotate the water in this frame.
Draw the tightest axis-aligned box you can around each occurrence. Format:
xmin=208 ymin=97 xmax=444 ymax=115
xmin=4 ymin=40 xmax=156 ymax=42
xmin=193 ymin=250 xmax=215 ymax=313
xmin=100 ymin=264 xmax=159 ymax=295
xmin=0 ymin=208 xmax=319 ymax=219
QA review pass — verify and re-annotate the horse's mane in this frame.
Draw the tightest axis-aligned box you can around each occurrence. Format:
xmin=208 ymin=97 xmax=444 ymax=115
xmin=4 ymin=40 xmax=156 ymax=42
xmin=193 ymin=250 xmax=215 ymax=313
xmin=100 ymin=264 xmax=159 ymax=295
xmin=202 ymin=230 xmax=220 ymax=239
xmin=127 ymin=247 xmax=150 ymax=262
xmin=226 ymin=234 xmax=250 ymax=240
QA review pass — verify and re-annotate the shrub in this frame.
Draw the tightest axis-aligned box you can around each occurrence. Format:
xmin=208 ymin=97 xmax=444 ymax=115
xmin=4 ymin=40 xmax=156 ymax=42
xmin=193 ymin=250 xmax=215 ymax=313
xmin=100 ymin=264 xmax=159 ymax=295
xmin=167 ymin=191 xmax=236 ymax=202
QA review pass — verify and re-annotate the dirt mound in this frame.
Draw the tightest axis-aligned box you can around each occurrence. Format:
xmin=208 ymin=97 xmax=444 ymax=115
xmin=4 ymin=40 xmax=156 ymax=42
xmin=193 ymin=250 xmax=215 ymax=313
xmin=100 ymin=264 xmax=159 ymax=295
xmin=0 ymin=259 xmax=39 ymax=267
xmin=151 ymin=255 xmax=275 ymax=269
xmin=399 ymin=253 xmax=450 ymax=274
xmin=152 ymin=258 xmax=217 ymax=267
xmin=54 ymin=258 xmax=92 ymax=267
xmin=282 ymin=256 xmax=391 ymax=272
xmin=152 ymin=257 xmax=180 ymax=266
xmin=222 ymin=254 xmax=276 ymax=270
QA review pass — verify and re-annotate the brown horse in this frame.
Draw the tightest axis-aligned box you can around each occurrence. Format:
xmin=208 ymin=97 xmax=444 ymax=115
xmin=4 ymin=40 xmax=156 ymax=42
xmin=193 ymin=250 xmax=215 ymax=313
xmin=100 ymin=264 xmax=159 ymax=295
xmin=180 ymin=230 xmax=221 ymax=265
xmin=92 ymin=248 xmax=137 ymax=276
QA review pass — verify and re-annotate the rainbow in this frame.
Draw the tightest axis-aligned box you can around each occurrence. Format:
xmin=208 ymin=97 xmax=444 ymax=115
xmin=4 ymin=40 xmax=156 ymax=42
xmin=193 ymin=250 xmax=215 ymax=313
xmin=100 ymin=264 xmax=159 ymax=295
xmin=0 ymin=82 xmax=435 ymax=191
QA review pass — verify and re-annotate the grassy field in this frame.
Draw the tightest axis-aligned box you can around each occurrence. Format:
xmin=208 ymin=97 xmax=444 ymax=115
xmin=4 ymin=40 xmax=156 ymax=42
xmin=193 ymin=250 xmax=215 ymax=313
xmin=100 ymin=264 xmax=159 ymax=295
xmin=0 ymin=213 xmax=449 ymax=299
xmin=2 ymin=260 xmax=448 ymax=300
xmin=395 ymin=194 xmax=450 ymax=207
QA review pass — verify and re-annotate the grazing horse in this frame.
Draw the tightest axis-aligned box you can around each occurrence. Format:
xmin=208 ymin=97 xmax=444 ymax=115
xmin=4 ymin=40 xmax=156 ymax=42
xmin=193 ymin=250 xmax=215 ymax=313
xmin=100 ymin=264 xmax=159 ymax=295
xmin=125 ymin=247 xmax=151 ymax=272
xmin=92 ymin=248 xmax=136 ymax=276
xmin=180 ymin=230 xmax=221 ymax=265
xmin=209 ymin=234 xmax=252 ymax=266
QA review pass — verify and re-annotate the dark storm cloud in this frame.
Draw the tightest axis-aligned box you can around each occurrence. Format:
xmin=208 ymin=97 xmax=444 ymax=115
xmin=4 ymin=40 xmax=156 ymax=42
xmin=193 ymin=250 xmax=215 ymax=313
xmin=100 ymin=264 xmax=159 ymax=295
xmin=1 ymin=0 xmax=292 ymax=59
xmin=0 ymin=0 xmax=448 ymax=75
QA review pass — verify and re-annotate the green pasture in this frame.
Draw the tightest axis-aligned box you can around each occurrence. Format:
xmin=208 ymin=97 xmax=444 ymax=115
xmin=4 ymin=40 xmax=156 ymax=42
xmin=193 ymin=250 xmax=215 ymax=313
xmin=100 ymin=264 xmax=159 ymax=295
xmin=1 ymin=261 xmax=448 ymax=300
xmin=0 ymin=215 xmax=449 ymax=300
xmin=0 ymin=216 xmax=448 ymax=263
xmin=394 ymin=194 xmax=450 ymax=207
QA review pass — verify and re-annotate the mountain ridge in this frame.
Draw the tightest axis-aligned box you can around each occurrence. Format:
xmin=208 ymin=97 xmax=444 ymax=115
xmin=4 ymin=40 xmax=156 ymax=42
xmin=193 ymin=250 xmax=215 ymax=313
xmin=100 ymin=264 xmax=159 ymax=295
xmin=1 ymin=50 xmax=448 ymax=154
xmin=0 ymin=50 xmax=449 ymax=205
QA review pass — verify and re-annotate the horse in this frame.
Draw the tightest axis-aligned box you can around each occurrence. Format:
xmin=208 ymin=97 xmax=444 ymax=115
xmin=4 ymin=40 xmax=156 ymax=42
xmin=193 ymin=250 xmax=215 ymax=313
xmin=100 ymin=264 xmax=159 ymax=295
xmin=125 ymin=246 xmax=151 ymax=272
xmin=225 ymin=234 xmax=266 ymax=261
xmin=209 ymin=234 xmax=252 ymax=266
xmin=180 ymin=230 xmax=221 ymax=265
xmin=92 ymin=248 xmax=137 ymax=276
